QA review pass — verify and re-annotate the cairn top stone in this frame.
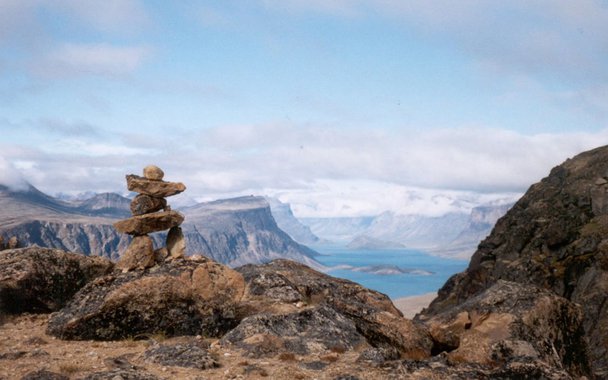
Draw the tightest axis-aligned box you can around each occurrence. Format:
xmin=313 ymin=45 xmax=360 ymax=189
xmin=126 ymin=174 xmax=186 ymax=198
xmin=113 ymin=210 xmax=184 ymax=235
xmin=143 ymin=165 xmax=164 ymax=181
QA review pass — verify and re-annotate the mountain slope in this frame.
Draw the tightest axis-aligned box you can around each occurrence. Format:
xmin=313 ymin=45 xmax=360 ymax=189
xmin=0 ymin=186 xmax=321 ymax=268
xmin=176 ymin=196 xmax=322 ymax=269
xmin=419 ymin=145 xmax=608 ymax=377
xmin=265 ymin=197 xmax=320 ymax=245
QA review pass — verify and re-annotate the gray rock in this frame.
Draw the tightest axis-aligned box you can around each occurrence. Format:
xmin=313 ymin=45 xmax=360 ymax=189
xmin=143 ymin=341 xmax=219 ymax=369
xmin=20 ymin=370 xmax=68 ymax=380
xmin=221 ymin=305 xmax=364 ymax=357
xmin=0 ymin=247 xmax=113 ymax=314
xmin=81 ymin=369 xmax=159 ymax=380
xmin=236 ymin=260 xmax=433 ymax=359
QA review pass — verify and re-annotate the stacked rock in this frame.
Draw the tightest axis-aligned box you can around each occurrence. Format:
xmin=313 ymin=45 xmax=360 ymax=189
xmin=113 ymin=165 xmax=187 ymax=271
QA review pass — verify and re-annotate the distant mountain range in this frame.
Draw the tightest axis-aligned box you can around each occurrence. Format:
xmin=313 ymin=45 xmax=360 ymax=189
xmin=0 ymin=184 xmax=320 ymax=268
xmin=300 ymin=203 xmax=514 ymax=258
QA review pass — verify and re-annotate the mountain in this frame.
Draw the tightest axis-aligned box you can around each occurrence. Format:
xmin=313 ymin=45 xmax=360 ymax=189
xmin=265 ymin=197 xmax=321 ymax=245
xmin=300 ymin=216 xmax=375 ymax=243
xmin=418 ymin=145 xmax=608 ymax=377
xmin=174 ymin=196 xmax=322 ymax=269
xmin=355 ymin=211 xmax=470 ymax=249
xmin=73 ymin=192 xmax=132 ymax=218
xmin=301 ymin=204 xmax=511 ymax=258
xmin=346 ymin=235 xmax=406 ymax=250
xmin=428 ymin=202 xmax=514 ymax=258
xmin=0 ymin=185 xmax=320 ymax=268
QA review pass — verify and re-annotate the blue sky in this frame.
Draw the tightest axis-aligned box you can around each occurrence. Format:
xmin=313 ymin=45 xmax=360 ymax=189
xmin=1 ymin=1 xmax=608 ymax=217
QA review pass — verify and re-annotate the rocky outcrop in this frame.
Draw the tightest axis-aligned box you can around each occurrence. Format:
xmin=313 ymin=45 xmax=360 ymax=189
xmin=46 ymin=256 xmax=244 ymax=340
xmin=232 ymin=260 xmax=433 ymax=360
xmin=0 ymin=247 xmax=113 ymax=314
xmin=419 ymin=145 xmax=608 ymax=377
xmin=421 ymin=281 xmax=590 ymax=377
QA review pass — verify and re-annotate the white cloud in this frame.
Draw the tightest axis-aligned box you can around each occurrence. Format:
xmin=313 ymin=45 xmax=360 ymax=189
xmin=34 ymin=43 xmax=150 ymax=78
xmin=0 ymin=156 xmax=28 ymax=191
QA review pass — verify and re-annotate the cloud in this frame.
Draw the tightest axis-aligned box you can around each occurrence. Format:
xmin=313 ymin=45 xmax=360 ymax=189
xmin=33 ymin=43 xmax=150 ymax=78
xmin=0 ymin=156 xmax=28 ymax=191
xmin=2 ymin=120 xmax=607 ymax=216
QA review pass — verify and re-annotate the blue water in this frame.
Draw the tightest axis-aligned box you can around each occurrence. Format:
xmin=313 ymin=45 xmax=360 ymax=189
xmin=313 ymin=245 xmax=468 ymax=299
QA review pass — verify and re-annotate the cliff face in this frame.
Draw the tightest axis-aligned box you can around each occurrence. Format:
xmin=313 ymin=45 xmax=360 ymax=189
xmin=0 ymin=186 xmax=320 ymax=268
xmin=419 ymin=145 xmax=608 ymax=377
xmin=177 ymin=196 xmax=321 ymax=269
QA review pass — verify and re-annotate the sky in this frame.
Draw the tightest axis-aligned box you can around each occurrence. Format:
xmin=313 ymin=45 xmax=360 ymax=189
xmin=1 ymin=0 xmax=608 ymax=217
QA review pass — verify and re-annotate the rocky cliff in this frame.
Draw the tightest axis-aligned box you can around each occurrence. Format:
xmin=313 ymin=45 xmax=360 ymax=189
xmin=0 ymin=186 xmax=320 ymax=267
xmin=419 ymin=145 xmax=608 ymax=378
xmin=176 ymin=196 xmax=321 ymax=269
xmin=265 ymin=197 xmax=321 ymax=246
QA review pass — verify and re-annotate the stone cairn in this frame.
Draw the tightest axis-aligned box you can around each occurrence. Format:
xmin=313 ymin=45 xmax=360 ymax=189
xmin=113 ymin=165 xmax=187 ymax=271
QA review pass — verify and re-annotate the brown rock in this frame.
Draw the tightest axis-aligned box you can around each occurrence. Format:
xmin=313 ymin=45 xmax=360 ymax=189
xmin=47 ymin=256 xmax=245 ymax=340
xmin=167 ymin=226 xmax=186 ymax=259
xmin=116 ymin=235 xmax=155 ymax=271
xmin=143 ymin=165 xmax=164 ymax=181
xmin=126 ymin=175 xmax=185 ymax=198
xmin=0 ymin=247 xmax=114 ymax=314
xmin=154 ymin=247 xmax=169 ymax=264
xmin=113 ymin=210 xmax=184 ymax=235
xmin=130 ymin=194 xmax=167 ymax=216
xmin=420 ymin=281 xmax=591 ymax=377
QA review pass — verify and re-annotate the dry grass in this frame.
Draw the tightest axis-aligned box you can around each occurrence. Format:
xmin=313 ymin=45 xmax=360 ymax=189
xmin=59 ymin=363 xmax=83 ymax=375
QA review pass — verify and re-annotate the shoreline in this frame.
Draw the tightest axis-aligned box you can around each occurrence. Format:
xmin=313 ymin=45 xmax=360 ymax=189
xmin=392 ymin=292 xmax=437 ymax=319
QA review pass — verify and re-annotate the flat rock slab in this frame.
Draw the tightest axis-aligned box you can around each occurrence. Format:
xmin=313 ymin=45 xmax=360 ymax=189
xmin=47 ymin=256 xmax=245 ymax=340
xmin=126 ymin=175 xmax=185 ymax=198
xmin=113 ymin=210 xmax=184 ymax=235
xmin=0 ymin=247 xmax=113 ymax=314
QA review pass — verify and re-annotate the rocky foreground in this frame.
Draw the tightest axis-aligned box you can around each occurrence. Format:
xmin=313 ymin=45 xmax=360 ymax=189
xmin=5 ymin=146 xmax=608 ymax=379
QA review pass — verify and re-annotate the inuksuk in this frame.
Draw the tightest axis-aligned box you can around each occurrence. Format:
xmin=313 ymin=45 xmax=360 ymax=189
xmin=113 ymin=165 xmax=187 ymax=271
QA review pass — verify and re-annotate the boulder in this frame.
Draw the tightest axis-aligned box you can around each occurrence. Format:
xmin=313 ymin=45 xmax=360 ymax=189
xmin=0 ymin=247 xmax=113 ymax=314
xmin=418 ymin=280 xmax=591 ymax=378
xmin=143 ymin=341 xmax=219 ymax=369
xmin=113 ymin=210 xmax=184 ymax=235
xmin=130 ymin=194 xmax=167 ymax=216
xmin=126 ymin=175 xmax=185 ymax=198
xmin=47 ymin=256 xmax=245 ymax=340
xmin=236 ymin=260 xmax=432 ymax=359
xmin=222 ymin=305 xmax=364 ymax=357
xmin=143 ymin=165 xmax=164 ymax=181
xmin=116 ymin=235 xmax=155 ymax=271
